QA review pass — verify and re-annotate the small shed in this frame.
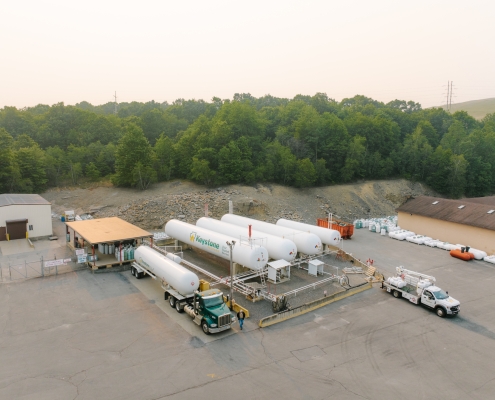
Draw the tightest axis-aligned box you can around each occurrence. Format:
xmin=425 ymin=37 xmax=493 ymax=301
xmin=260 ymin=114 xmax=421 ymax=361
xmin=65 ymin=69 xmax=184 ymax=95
xmin=267 ymin=259 xmax=291 ymax=284
xmin=308 ymin=259 xmax=325 ymax=277
xmin=0 ymin=194 xmax=52 ymax=241
xmin=65 ymin=217 xmax=153 ymax=269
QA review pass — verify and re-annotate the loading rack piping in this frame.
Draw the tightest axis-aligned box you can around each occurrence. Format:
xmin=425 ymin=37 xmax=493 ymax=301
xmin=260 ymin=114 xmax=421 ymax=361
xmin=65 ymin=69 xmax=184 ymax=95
xmin=142 ymin=240 xmax=343 ymax=304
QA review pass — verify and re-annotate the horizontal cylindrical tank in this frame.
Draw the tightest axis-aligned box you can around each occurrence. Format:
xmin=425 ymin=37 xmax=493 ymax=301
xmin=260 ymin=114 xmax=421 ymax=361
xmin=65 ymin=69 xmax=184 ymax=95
xmin=134 ymin=246 xmax=199 ymax=296
xmin=221 ymin=214 xmax=322 ymax=256
xmin=165 ymin=220 xmax=268 ymax=270
xmin=196 ymin=217 xmax=297 ymax=261
xmin=276 ymin=219 xmax=341 ymax=246
xmin=166 ymin=253 xmax=182 ymax=263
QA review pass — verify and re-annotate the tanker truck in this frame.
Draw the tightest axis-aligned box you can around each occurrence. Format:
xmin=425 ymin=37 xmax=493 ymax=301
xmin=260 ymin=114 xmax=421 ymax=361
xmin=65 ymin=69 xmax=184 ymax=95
xmin=131 ymin=246 xmax=236 ymax=334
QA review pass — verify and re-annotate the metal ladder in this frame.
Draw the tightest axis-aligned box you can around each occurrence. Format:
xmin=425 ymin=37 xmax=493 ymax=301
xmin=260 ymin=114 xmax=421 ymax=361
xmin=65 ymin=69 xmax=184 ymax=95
xmin=259 ymin=267 xmax=266 ymax=287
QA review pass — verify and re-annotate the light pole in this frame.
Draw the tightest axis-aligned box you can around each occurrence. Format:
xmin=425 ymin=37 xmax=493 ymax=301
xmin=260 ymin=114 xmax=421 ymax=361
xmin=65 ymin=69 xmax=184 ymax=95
xmin=226 ymin=240 xmax=236 ymax=310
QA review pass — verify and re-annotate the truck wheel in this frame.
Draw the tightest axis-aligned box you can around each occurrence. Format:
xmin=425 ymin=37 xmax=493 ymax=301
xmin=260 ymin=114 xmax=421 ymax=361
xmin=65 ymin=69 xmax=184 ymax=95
xmin=169 ymin=296 xmax=176 ymax=308
xmin=393 ymin=290 xmax=401 ymax=298
xmin=436 ymin=307 xmax=446 ymax=318
xmin=135 ymin=271 xmax=141 ymax=279
xmin=131 ymin=267 xmax=135 ymax=276
xmin=175 ymin=300 xmax=183 ymax=313
xmin=202 ymin=320 xmax=210 ymax=335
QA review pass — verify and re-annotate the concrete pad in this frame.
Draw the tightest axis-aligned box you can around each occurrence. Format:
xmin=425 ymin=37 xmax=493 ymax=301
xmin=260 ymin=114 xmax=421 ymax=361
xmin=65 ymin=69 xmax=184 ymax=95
xmin=0 ymin=239 xmax=34 ymax=256
xmin=30 ymin=239 xmax=66 ymax=252
xmin=3 ymin=223 xmax=495 ymax=399
xmin=124 ymin=270 xmax=238 ymax=343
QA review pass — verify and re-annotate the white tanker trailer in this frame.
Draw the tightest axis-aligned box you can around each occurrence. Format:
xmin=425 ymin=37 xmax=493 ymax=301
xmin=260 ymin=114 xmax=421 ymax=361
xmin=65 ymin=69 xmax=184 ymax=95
xmin=276 ymin=218 xmax=341 ymax=247
xmin=131 ymin=246 xmax=235 ymax=334
xmin=196 ymin=217 xmax=297 ymax=261
xmin=221 ymin=214 xmax=323 ymax=256
xmin=165 ymin=219 xmax=268 ymax=270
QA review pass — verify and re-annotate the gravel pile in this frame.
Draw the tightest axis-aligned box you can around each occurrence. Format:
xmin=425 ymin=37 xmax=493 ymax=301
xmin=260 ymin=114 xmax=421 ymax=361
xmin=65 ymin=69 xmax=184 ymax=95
xmin=44 ymin=179 xmax=435 ymax=230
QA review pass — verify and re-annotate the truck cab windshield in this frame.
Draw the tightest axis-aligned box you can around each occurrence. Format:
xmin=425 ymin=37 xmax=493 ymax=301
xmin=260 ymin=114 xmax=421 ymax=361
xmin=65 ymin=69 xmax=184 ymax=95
xmin=203 ymin=296 xmax=224 ymax=307
xmin=433 ymin=290 xmax=449 ymax=300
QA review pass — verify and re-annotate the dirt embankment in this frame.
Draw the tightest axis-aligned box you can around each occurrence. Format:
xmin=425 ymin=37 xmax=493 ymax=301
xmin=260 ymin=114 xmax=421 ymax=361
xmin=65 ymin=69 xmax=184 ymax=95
xmin=42 ymin=179 xmax=434 ymax=230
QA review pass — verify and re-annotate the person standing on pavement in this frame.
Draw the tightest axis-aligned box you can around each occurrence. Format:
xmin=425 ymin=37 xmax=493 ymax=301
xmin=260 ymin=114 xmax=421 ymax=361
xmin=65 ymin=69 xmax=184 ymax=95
xmin=237 ymin=309 xmax=245 ymax=330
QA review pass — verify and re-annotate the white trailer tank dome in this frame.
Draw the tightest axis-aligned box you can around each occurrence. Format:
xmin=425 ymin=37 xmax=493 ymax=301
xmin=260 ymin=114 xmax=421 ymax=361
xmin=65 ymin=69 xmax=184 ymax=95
xmin=276 ymin=218 xmax=341 ymax=245
xmin=221 ymin=214 xmax=322 ymax=256
xmin=165 ymin=219 xmax=268 ymax=270
xmin=134 ymin=246 xmax=199 ymax=297
xmin=196 ymin=217 xmax=297 ymax=261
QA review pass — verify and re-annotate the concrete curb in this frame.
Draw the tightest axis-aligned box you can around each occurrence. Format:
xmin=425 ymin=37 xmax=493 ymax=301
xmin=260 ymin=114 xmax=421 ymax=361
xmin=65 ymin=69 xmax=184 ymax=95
xmin=258 ymin=282 xmax=372 ymax=328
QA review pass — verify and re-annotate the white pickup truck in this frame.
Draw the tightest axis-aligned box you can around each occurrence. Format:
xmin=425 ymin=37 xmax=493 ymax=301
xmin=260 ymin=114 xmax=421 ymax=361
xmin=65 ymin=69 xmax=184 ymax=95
xmin=381 ymin=266 xmax=460 ymax=317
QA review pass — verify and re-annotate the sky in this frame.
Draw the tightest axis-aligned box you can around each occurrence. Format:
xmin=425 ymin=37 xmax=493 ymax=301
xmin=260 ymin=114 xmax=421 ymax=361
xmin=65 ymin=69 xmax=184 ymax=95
xmin=1 ymin=0 xmax=494 ymax=109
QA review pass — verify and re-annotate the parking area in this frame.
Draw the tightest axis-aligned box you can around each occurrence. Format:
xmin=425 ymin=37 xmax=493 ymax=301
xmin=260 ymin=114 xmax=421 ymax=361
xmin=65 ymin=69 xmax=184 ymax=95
xmin=1 ymin=227 xmax=495 ymax=399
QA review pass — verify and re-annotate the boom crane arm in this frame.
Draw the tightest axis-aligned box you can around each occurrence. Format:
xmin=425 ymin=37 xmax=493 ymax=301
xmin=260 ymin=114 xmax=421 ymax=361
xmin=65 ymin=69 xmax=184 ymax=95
xmin=396 ymin=266 xmax=436 ymax=283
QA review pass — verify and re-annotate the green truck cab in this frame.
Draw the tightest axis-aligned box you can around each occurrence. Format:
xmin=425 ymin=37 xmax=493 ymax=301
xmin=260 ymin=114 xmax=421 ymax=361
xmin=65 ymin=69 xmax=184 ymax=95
xmin=182 ymin=289 xmax=236 ymax=334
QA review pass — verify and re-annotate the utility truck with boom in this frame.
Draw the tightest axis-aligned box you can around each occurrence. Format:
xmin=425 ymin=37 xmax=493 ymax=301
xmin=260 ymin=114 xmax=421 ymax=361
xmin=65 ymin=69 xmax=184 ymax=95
xmin=381 ymin=266 xmax=460 ymax=317
xmin=131 ymin=245 xmax=236 ymax=334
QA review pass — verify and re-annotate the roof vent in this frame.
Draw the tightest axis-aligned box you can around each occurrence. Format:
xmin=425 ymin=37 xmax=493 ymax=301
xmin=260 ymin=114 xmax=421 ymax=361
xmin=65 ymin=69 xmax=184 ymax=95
xmin=488 ymin=210 xmax=495 ymax=214
xmin=432 ymin=201 xmax=439 ymax=205
xmin=458 ymin=205 xmax=465 ymax=209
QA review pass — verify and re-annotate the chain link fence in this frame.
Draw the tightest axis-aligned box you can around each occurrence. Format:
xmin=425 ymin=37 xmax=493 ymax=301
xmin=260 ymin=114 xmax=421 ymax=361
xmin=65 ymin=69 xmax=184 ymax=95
xmin=0 ymin=251 xmax=88 ymax=282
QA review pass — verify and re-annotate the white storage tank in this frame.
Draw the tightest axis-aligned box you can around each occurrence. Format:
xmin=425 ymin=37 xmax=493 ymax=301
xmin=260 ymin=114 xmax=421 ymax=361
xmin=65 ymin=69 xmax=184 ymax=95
xmin=276 ymin=218 xmax=341 ymax=246
xmin=134 ymin=246 xmax=199 ymax=296
xmin=221 ymin=214 xmax=322 ymax=256
xmin=166 ymin=253 xmax=182 ymax=263
xmin=165 ymin=219 xmax=268 ymax=270
xmin=196 ymin=217 xmax=297 ymax=261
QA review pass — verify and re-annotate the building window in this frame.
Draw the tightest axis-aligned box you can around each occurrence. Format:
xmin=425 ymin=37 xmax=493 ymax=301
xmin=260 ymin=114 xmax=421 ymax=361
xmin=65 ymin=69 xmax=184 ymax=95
xmin=29 ymin=225 xmax=33 ymax=230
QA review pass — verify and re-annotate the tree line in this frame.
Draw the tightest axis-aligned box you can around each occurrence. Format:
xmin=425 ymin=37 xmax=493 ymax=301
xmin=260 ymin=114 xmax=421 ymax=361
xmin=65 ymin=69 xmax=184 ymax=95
xmin=1 ymin=93 xmax=494 ymax=198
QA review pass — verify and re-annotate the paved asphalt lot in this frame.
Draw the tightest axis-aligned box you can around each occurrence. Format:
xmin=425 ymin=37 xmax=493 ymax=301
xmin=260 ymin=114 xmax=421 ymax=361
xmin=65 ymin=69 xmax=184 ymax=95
xmin=1 ymin=228 xmax=495 ymax=399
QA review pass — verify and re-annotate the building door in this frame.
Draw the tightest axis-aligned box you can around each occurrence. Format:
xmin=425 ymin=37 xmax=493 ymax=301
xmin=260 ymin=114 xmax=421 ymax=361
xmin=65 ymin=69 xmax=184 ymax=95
xmin=6 ymin=219 xmax=28 ymax=240
xmin=0 ymin=227 xmax=6 ymax=241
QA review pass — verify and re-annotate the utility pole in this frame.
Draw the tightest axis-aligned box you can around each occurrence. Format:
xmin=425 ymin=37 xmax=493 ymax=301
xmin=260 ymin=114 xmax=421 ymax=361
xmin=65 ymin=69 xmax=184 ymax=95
xmin=226 ymin=240 xmax=236 ymax=309
xmin=114 ymin=91 xmax=118 ymax=115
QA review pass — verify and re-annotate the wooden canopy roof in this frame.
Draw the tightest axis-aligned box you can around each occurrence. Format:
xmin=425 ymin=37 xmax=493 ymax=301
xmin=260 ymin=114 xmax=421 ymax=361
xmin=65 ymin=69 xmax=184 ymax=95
xmin=65 ymin=217 xmax=152 ymax=244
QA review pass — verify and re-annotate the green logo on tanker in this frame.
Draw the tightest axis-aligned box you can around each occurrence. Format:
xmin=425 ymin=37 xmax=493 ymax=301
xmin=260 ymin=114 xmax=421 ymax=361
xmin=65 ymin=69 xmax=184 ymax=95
xmin=189 ymin=232 xmax=220 ymax=250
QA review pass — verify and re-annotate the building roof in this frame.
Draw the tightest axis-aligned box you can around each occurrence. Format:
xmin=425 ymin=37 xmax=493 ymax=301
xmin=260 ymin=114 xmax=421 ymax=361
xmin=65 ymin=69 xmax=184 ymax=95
xmin=0 ymin=194 xmax=51 ymax=207
xmin=65 ymin=217 xmax=152 ymax=244
xmin=459 ymin=196 xmax=495 ymax=206
xmin=397 ymin=196 xmax=495 ymax=231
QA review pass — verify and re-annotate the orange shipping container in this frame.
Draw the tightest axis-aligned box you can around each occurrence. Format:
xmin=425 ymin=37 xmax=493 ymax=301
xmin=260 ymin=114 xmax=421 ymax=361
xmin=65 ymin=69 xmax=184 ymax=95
xmin=317 ymin=218 xmax=354 ymax=239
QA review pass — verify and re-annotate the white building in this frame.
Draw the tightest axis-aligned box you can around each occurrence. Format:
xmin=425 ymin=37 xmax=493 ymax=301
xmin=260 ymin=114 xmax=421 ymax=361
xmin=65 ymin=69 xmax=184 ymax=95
xmin=0 ymin=194 xmax=53 ymax=241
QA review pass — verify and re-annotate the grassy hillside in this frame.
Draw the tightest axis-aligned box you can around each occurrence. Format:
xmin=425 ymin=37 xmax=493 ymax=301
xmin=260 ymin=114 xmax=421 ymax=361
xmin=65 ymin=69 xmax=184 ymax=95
xmin=439 ymin=98 xmax=495 ymax=120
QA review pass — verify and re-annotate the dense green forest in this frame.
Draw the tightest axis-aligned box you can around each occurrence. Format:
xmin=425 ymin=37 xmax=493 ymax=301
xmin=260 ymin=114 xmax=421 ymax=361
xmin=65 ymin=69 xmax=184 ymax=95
xmin=1 ymin=93 xmax=495 ymax=198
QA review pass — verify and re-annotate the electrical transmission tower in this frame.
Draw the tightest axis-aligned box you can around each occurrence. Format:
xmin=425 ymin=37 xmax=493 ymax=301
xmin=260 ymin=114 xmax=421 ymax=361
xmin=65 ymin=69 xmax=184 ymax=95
xmin=113 ymin=91 xmax=118 ymax=115
xmin=446 ymin=81 xmax=454 ymax=111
